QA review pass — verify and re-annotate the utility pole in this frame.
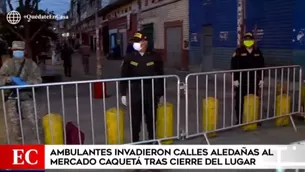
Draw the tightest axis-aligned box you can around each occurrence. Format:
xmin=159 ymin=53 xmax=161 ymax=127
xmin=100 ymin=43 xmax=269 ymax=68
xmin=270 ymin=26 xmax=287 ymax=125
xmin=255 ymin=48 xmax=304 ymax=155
xmin=136 ymin=0 xmax=141 ymax=30
xmin=237 ymin=0 xmax=244 ymax=47
xmin=95 ymin=0 xmax=102 ymax=78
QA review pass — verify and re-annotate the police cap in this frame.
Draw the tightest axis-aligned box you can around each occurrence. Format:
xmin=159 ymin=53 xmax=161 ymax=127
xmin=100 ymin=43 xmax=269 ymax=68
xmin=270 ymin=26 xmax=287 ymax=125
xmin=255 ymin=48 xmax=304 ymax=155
xmin=130 ymin=31 xmax=147 ymax=42
xmin=244 ymin=32 xmax=254 ymax=39
xmin=12 ymin=41 xmax=25 ymax=50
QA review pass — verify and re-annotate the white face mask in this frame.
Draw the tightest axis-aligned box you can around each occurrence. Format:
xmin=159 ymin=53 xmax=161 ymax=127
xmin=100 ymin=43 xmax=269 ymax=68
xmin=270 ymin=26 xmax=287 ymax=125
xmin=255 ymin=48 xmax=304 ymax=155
xmin=133 ymin=42 xmax=142 ymax=51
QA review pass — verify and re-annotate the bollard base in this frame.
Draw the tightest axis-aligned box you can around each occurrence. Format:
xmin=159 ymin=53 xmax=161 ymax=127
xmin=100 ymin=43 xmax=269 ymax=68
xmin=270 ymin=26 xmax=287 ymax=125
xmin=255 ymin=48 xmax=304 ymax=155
xmin=93 ymin=82 xmax=107 ymax=99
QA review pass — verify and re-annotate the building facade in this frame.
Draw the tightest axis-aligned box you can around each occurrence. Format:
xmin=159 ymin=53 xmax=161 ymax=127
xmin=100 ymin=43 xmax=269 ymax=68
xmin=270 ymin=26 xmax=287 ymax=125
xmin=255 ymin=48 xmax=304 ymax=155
xmin=101 ymin=0 xmax=137 ymax=57
xmin=69 ymin=0 xmax=101 ymax=47
xmin=189 ymin=0 xmax=237 ymax=71
xmin=294 ymin=0 xmax=305 ymax=73
xmin=189 ymin=0 xmax=305 ymax=72
xmin=139 ymin=0 xmax=189 ymax=70
xmin=245 ymin=0 xmax=295 ymax=67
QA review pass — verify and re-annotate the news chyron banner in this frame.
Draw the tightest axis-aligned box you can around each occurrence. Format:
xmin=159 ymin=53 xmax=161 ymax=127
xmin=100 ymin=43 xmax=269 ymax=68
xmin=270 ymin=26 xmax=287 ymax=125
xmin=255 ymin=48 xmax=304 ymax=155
xmin=0 ymin=145 xmax=305 ymax=170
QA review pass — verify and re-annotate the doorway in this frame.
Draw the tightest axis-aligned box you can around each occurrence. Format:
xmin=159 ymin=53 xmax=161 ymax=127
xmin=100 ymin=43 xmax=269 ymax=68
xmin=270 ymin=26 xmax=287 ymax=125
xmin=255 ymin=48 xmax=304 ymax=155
xmin=141 ymin=23 xmax=154 ymax=51
xmin=102 ymin=25 xmax=109 ymax=55
xmin=166 ymin=26 xmax=182 ymax=68
xmin=118 ymin=28 xmax=127 ymax=57
xmin=90 ymin=36 xmax=94 ymax=50
xmin=201 ymin=25 xmax=213 ymax=71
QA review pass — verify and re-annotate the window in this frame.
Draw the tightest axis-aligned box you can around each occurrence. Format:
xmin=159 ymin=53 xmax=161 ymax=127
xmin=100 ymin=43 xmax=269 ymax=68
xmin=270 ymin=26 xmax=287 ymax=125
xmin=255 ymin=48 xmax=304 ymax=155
xmin=152 ymin=0 xmax=155 ymax=3
xmin=110 ymin=34 xmax=117 ymax=50
xmin=145 ymin=0 xmax=148 ymax=6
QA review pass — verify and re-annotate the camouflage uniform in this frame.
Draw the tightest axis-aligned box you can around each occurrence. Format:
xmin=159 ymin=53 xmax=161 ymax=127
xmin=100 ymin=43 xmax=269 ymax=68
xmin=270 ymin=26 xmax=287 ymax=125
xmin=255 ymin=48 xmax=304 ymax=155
xmin=0 ymin=58 xmax=42 ymax=144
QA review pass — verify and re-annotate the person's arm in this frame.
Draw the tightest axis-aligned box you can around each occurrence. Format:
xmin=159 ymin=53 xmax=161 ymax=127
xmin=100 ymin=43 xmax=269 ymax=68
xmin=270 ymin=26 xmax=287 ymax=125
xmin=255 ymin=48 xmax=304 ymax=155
xmin=154 ymin=53 xmax=164 ymax=97
xmin=0 ymin=60 xmax=12 ymax=86
xmin=119 ymin=56 xmax=131 ymax=96
xmin=231 ymin=48 xmax=240 ymax=81
xmin=26 ymin=60 xmax=42 ymax=84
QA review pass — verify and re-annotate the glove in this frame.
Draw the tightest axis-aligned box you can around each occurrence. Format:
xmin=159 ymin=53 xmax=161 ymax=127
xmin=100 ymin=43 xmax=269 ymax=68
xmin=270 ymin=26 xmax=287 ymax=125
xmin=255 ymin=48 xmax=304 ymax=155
xmin=5 ymin=77 xmax=12 ymax=83
xmin=12 ymin=77 xmax=27 ymax=86
xmin=259 ymin=80 xmax=264 ymax=88
xmin=158 ymin=96 xmax=164 ymax=105
xmin=121 ymin=96 xmax=127 ymax=106
xmin=233 ymin=80 xmax=239 ymax=87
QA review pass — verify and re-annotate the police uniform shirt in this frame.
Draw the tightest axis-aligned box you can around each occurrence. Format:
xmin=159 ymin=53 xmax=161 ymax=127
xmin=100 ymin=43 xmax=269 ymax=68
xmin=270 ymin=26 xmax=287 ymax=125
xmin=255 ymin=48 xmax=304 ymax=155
xmin=119 ymin=51 xmax=164 ymax=96
xmin=231 ymin=47 xmax=265 ymax=82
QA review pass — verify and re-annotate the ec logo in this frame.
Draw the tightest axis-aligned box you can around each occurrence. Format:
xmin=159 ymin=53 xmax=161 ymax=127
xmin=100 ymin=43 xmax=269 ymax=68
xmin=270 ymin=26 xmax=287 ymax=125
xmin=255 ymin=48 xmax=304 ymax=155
xmin=12 ymin=149 xmax=39 ymax=165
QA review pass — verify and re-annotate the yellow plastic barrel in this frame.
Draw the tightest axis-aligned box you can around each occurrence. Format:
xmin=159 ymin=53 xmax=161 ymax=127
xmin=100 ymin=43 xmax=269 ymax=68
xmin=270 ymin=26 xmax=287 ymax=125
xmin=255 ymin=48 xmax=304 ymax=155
xmin=42 ymin=113 xmax=64 ymax=144
xmin=156 ymin=102 xmax=174 ymax=144
xmin=106 ymin=108 xmax=124 ymax=144
xmin=275 ymin=94 xmax=291 ymax=127
xmin=276 ymin=83 xmax=288 ymax=96
xmin=242 ymin=94 xmax=259 ymax=131
xmin=202 ymin=97 xmax=218 ymax=137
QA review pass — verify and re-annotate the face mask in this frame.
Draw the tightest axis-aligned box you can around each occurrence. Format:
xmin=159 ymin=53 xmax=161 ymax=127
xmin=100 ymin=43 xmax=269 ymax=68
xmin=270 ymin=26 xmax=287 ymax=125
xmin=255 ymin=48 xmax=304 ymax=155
xmin=13 ymin=50 xmax=24 ymax=58
xmin=243 ymin=40 xmax=254 ymax=47
xmin=133 ymin=42 xmax=142 ymax=51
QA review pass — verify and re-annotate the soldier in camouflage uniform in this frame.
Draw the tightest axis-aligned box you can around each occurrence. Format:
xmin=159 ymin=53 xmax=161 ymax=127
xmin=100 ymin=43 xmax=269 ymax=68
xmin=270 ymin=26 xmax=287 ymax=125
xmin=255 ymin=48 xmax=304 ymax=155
xmin=0 ymin=41 xmax=42 ymax=144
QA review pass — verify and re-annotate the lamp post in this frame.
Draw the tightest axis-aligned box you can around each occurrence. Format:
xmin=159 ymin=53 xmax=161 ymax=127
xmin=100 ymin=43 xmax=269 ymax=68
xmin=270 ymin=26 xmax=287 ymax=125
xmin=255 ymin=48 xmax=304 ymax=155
xmin=95 ymin=0 xmax=102 ymax=79
xmin=237 ymin=0 xmax=245 ymax=47
xmin=93 ymin=0 xmax=107 ymax=99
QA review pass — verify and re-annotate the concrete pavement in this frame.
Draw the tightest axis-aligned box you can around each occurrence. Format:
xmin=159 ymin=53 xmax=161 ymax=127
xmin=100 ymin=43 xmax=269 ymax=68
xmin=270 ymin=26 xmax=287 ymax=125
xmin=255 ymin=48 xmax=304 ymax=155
xmin=2 ymin=52 xmax=305 ymax=171
xmin=16 ymin=52 xmax=305 ymax=146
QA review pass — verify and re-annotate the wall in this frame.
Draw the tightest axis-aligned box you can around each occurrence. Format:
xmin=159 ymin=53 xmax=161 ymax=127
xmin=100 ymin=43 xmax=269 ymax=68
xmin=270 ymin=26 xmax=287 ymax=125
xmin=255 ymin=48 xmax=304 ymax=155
xmin=128 ymin=14 xmax=138 ymax=39
xmin=189 ymin=0 xmax=237 ymax=69
xmin=246 ymin=0 xmax=295 ymax=66
xmin=189 ymin=0 xmax=213 ymax=65
xmin=293 ymin=0 xmax=305 ymax=73
xmin=213 ymin=0 xmax=237 ymax=69
xmin=103 ymin=0 xmax=138 ymax=38
xmin=140 ymin=0 xmax=189 ymax=59
xmin=108 ymin=16 xmax=127 ymax=30
xmin=107 ymin=14 xmax=137 ymax=39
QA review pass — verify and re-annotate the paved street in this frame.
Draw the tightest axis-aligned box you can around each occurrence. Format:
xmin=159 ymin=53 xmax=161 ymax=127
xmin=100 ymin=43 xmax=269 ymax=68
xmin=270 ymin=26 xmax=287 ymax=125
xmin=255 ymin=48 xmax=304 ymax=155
xmin=0 ymin=53 xmax=304 ymax=171
xmin=8 ymin=53 xmax=305 ymax=145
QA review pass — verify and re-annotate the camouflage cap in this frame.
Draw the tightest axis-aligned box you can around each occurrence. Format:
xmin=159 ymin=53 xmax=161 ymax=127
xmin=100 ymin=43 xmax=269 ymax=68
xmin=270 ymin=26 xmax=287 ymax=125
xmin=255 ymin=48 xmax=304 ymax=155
xmin=12 ymin=41 xmax=25 ymax=50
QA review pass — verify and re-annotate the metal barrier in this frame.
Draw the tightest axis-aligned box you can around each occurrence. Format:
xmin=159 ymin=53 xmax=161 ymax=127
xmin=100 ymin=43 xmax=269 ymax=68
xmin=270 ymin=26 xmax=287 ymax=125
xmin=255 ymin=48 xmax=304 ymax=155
xmin=185 ymin=65 xmax=303 ymax=144
xmin=0 ymin=65 xmax=303 ymax=145
xmin=0 ymin=75 xmax=180 ymax=145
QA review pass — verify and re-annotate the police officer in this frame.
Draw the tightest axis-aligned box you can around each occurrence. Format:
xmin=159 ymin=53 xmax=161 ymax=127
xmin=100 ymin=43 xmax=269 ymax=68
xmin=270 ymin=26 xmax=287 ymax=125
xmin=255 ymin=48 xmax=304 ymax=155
xmin=231 ymin=32 xmax=265 ymax=125
xmin=0 ymin=41 xmax=42 ymax=143
xmin=120 ymin=31 xmax=164 ymax=144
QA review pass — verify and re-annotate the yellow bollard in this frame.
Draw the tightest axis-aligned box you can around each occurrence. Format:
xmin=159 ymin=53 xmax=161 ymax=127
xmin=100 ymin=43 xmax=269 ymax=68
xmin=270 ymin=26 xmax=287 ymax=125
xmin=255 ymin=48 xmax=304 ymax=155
xmin=106 ymin=108 xmax=124 ymax=144
xmin=275 ymin=94 xmax=291 ymax=127
xmin=42 ymin=113 xmax=64 ymax=144
xmin=156 ymin=102 xmax=174 ymax=144
xmin=242 ymin=94 xmax=259 ymax=131
xmin=276 ymin=83 xmax=288 ymax=96
xmin=202 ymin=97 xmax=218 ymax=137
